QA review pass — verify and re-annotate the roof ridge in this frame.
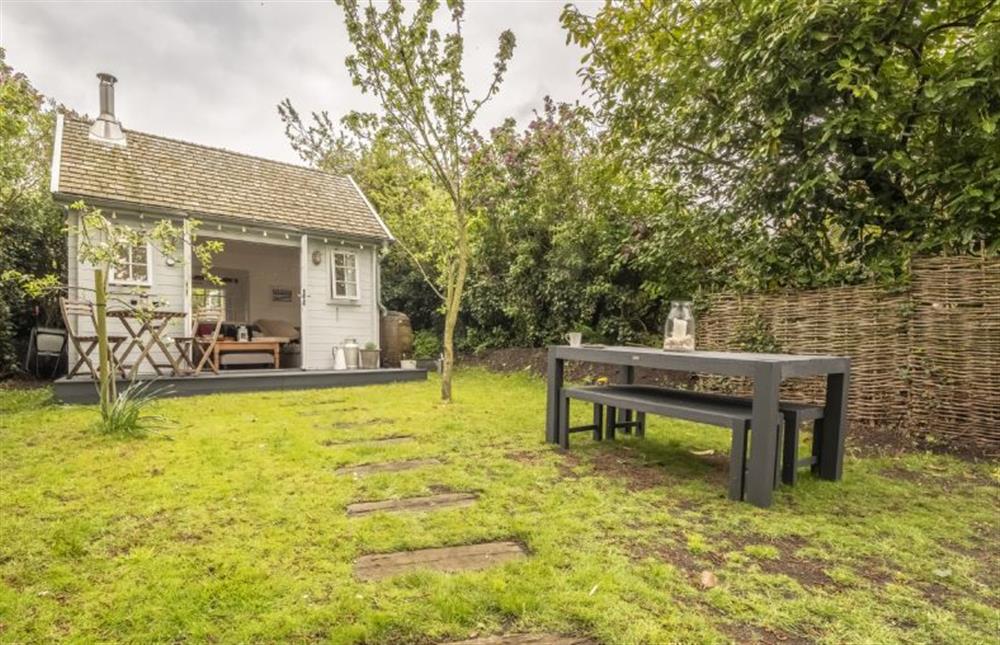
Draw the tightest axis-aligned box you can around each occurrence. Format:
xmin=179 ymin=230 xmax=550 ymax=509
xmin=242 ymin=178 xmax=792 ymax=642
xmin=63 ymin=114 xmax=345 ymax=180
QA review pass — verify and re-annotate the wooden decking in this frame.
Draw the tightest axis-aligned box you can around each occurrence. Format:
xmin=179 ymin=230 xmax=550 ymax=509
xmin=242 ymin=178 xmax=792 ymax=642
xmin=52 ymin=367 xmax=427 ymax=404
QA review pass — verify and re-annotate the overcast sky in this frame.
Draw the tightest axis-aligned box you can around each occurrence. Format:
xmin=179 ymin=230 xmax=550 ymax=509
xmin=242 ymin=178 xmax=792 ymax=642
xmin=1 ymin=0 xmax=597 ymax=164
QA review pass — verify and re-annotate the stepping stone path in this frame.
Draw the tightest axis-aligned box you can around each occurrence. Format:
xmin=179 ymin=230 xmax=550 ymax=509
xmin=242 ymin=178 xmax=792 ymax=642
xmin=347 ymin=492 xmax=478 ymax=516
xmin=331 ymin=428 xmax=558 ymax=637
xmin=334 ymin=458 xmax=442 ymax=476
xmin=444 ymin=636 xmax=594 ymax=645
xmin=354 ymin=541 xmax=526 ymax=581
xmin=322 ymin=435 xmax=413 ymax=447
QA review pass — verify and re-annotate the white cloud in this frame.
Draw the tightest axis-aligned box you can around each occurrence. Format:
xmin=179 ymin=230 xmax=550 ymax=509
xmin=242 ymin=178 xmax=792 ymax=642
xmin=1 ymin=0 xmax=596 ymax=164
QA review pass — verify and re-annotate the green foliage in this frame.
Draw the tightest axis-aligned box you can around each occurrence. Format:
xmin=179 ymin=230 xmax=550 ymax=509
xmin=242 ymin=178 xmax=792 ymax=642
xmin=93 ymin=379 xmax=169 ymax=437
xmin=287 ymin=0 xmax=516 ymax=399
xmin=462 ymin=99 xmax=730 ymax=348
xmin=0 ymin=372 xmax=996 ymax=641
xmin=563 ymin=0 xmax=1000 ymax=289
xmin=0 ymin=49 xmax=65 ymax=375
xmin=412 ymin=328 xmax=441 ymax=359
xmin=732 ymin=312 xmax=783 ymax=354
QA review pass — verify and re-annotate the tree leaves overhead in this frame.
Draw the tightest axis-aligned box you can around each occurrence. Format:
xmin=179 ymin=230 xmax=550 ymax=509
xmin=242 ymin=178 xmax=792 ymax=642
xmin=564 ymin=0 xmax=1000 ymax=287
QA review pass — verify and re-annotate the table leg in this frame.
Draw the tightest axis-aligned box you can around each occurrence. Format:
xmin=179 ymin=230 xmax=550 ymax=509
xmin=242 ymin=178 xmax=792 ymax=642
xmin=747 ymin=364 xmax=780 ymax=508
xmin=274 ymin=345 xmax=280 ymax=369
xmin=617 ymin=365 xmax=635 ymax=430
xmin=148 ymin=316 xmax=182 ymax=376
xmin=819 ymin=370 xmax=850 ymax=480
xmin=545 ymin=351 xmax=564 ymax=444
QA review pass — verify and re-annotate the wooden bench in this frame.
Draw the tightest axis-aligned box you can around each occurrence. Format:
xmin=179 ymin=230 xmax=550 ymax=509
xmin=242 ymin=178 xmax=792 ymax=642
xmin=558 ymin=385 xmax=824 ymax=499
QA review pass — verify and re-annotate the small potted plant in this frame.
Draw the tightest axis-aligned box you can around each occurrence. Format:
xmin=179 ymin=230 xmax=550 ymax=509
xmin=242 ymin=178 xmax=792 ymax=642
xmin=399 ymin=351 xmax=417 ymax=370
xmin=360 ymin=341 xmax=380 ymax=369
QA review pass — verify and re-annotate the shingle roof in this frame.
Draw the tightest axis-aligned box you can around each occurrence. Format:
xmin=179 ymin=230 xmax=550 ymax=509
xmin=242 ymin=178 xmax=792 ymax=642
xmin=54 ymin=115 xmax=392 ymax=241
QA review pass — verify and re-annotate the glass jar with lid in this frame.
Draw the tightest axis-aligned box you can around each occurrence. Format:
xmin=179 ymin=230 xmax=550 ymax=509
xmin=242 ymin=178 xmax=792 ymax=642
xmin=663 ymin=300 xmax=695 ymax=351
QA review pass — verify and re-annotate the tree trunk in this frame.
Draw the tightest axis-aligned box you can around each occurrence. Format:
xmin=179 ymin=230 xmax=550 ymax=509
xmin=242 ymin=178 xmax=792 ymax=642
xmin=93 ymin=267 xmax=115 ymax=416
xmin=440 ymin=214 xmax=470 ymax=402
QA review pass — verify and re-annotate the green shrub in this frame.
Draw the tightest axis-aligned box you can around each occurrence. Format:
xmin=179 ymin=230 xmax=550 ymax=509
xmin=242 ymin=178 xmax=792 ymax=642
xmin=94 ymin=380 xmax=170 ymax=437
xmin=412 ymin=329 xmax=441 ymax=359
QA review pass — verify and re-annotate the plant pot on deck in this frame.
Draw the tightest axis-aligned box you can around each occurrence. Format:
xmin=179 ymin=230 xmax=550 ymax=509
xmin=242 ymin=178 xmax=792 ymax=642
xmin=414 ymin=358 xmax=441 ymax=373
xmin=400 ymin=359 xmax=417 ymax=369
xmin=359 ymin=348 xmax=380 ymax=369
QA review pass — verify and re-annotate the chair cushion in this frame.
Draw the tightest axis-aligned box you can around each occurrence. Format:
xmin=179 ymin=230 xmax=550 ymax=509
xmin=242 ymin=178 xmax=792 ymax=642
xmin=254 ymin=318 xmax=299 ymax=341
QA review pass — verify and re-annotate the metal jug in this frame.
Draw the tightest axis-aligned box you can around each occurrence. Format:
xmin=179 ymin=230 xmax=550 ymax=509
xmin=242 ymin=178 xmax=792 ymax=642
xmin=343 ymin=338 xmax=360 ymax=369
xmin=333 ymin=344 xmax=347 ymax=370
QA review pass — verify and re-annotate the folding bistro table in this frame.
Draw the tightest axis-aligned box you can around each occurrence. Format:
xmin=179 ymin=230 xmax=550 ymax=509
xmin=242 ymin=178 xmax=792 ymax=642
xmin=545 ymin=346 xmax=851 ymax=508
xmin=108 ymin=309 xmax=186 ymax=379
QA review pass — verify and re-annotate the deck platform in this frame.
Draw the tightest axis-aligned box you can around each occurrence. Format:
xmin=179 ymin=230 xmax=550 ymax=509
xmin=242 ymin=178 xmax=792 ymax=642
xmin=53 ymin=367 xmax=427 ymax=404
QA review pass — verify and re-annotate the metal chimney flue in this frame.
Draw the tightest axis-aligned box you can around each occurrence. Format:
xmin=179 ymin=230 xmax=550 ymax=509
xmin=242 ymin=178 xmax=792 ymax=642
xmin=98 ymin=73 xmax=116 ymax=118
xmin=89 ymin=72 xmax=126 ymax=146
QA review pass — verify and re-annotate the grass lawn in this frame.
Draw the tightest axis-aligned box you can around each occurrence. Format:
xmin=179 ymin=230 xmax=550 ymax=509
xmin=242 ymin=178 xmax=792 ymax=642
xmin=1 ymin=370 xmax=997 ymax=643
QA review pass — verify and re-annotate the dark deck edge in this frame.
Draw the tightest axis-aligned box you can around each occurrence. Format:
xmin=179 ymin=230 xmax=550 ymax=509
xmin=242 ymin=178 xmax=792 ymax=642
xmin=52 ymin=368 xmax=428 ymax=404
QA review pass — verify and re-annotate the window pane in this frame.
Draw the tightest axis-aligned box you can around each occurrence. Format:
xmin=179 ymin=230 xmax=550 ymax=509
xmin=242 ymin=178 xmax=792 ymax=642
xmin=346 ymin=282 xmax=358 ymax=298
xmin=113 ymin=265 xmax=130 ymax=281
xmin=132 ymin=244 xmax=147 ymax=264
xmin=131 ymin=260 xmax=148 ymax=281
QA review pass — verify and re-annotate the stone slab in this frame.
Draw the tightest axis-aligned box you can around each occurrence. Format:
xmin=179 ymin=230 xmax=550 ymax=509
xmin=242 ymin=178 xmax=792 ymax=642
xmin=334 ymin=458 xmax=442 ymax=476
xmin=346 ymin=492 xmax=478 ymax=516
xmin=355 ymin=541 xmax=526 ymax=581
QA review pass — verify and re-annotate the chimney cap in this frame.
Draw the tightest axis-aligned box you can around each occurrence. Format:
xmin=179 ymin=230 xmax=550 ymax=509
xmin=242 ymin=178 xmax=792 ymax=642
xmin=97 ymin=72 xmax=118 ymax=84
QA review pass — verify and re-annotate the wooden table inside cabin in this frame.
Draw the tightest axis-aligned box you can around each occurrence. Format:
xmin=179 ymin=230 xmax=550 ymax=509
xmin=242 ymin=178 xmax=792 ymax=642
xmin=545 ymin=345 xmax=851 ymax=508
xmin=213 ymin=338 xmax=284 ymax=369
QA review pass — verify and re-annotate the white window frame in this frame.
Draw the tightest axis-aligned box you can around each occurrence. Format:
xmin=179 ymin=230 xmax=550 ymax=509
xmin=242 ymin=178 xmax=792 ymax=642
xmin=110 ymin=240 xmax=153 ymax=286
xmin=329 ymin=249 xmax=360 ymax=301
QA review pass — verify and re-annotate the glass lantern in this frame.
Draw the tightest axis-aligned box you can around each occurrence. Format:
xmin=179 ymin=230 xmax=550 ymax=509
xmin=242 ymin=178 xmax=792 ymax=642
xmin=663 ymin=300 xmax=696 ymax=351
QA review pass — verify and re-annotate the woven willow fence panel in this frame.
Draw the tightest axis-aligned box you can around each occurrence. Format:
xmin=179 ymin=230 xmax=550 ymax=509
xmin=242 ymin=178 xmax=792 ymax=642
xmin=698 ymin=256 xmax=999 ymax=450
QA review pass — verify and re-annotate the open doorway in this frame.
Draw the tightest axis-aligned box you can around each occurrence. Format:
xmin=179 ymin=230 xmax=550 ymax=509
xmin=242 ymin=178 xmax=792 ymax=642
xmin=192 ymin=238 xmax=301 ymax=369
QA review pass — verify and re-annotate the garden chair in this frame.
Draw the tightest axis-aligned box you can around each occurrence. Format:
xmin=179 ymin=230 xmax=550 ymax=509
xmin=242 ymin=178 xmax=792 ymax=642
xmin=59 ymin=298 xmax=127 ymax=379
xmin=172 ymin=308 xmax=224 ymax=375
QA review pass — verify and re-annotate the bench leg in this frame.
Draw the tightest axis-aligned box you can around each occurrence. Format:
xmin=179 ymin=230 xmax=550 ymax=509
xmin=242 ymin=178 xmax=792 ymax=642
xmin=592 ymin=403 xmax=604 ymax=441
xmin=605 ymin=405 xmax=617 ymax=440
xmin=635 ymin=411 xmax=646 ymax=438
xmin=810 ymin=418 xmax=823 ymax=475
xmin=558 ymin=392 xmax=571 ymax=450
xmin=781 ymin=411 xmax=801 ymax=485
xmin=728 ymin=420 xmax=748 ymax=501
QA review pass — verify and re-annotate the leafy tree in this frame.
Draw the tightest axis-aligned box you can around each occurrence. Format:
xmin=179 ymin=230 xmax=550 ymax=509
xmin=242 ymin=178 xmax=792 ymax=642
xmin=335 ymin=0 xmax=516 ymax=401
xmin=0 ymin=49 xmax=64 ymax=376
xmin=564 ymin=0 xmax=1000 ymax=288
xmin=462 ymin=98 xmax=735 ymax=348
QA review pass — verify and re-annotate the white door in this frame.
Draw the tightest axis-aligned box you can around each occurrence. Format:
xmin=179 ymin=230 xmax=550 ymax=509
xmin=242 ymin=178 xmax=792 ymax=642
xmin=299 ymin=234 xmax=310 ymax=369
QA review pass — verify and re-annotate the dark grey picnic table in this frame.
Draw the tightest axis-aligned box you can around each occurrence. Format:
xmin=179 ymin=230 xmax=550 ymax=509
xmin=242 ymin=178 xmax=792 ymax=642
xmin=545 ymin=346 xmax=850 ymax=508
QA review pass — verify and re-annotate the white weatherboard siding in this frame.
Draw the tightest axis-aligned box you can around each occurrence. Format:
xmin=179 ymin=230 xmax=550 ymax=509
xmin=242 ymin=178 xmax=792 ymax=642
xmin=303 ymin=238 xmax=379 ymax=369
xmin=67 ymin=213 xmax=187 ymax=374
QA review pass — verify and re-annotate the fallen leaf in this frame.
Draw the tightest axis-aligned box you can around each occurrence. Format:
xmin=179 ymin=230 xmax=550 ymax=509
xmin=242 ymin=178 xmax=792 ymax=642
xmin=690 ymin=449 xmax=715 ymax=456
xmin=589 ymin=584 xmax=600 ymax=596
xmin=699 ymin=570 xmax=718 ymax=589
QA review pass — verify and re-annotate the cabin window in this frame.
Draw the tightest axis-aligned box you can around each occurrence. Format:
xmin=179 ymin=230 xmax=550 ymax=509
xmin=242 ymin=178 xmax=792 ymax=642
xmin=111 ymin=241 xmax=151 ymax=285
xmin=192 ymin=286 xmax=226 ymax=313
xmin=330 ymin=250 xmax=359 ymax=299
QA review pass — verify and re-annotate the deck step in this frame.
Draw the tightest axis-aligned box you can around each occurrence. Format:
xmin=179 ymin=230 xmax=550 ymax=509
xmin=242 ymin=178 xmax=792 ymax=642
xmin=334 ymin=458 xmax=442 ymax=476
xmin=347 ymin=492 xmax=478 ymax=516
xmin=354 ymin=541 xmax=526 ymax=581
xmin=443 ymin=635 xmax=594 ymax=645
